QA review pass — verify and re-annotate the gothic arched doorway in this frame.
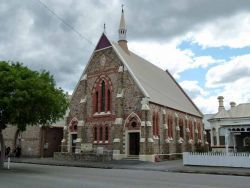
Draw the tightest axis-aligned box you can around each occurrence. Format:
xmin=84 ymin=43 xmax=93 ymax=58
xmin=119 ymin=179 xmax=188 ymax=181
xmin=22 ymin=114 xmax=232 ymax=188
xmin=124 ymin=112 xmax=141 ymax=156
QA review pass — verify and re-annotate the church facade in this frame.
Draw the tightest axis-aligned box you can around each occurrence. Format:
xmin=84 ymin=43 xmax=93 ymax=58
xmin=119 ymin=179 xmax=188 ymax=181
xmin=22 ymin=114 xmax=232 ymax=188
xmin=61 ymin=10 xmax=204 ymax=162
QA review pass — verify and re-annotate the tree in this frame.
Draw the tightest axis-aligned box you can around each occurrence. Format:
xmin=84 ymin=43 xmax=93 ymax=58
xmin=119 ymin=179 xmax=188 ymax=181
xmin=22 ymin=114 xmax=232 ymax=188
xmin=0 ymin=61 xmax=69 ymax=168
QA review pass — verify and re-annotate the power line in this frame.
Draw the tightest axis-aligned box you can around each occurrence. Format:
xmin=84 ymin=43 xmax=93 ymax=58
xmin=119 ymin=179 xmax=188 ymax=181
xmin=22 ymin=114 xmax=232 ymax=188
xmin=35 ymin=0 xmax=94 ymax=46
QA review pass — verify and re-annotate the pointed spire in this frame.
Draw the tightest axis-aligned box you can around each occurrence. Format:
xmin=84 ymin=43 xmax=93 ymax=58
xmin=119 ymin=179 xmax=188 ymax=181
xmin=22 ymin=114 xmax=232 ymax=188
xmin=119 ymin=5 xmax=126 ymax=29
xmin=118 ymin=5 xmax=129 ymax=54
xmin=103 ymin=23 xmax=106 ymax=34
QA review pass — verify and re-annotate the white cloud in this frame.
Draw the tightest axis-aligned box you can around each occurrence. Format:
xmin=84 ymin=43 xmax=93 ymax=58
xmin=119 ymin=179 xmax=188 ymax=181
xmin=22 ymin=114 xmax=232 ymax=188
xmin=179 ymin=80 xmax=208 ymax=98
xmin=179 ymin=80 xmax=219 ymax=114
xmin=193 ymin=95 xmax=219 ymax=114
xmin=129 ymin=41 xmax=219 ymax=78
xmin=206 ymin=55 xmax=250 ymax=88
xmin=187 ymin=13 xmax=250 ymax=48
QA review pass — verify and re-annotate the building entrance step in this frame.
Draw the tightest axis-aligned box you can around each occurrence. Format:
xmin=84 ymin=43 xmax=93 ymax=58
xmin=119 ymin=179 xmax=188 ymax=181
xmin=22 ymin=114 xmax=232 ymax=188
xmin=123 ymin=155 xmax=139 ymax=160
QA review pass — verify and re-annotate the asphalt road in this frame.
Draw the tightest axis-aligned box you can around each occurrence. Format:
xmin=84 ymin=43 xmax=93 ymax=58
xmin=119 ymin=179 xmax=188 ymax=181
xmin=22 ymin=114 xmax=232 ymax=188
xmin=0 ymin=163 xmax=250 ymax=188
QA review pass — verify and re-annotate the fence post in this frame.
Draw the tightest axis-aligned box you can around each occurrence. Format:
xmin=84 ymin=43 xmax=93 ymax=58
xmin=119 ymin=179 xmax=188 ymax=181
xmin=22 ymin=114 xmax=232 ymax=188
xmin=7 ymin=157 xmax=10 ymax=169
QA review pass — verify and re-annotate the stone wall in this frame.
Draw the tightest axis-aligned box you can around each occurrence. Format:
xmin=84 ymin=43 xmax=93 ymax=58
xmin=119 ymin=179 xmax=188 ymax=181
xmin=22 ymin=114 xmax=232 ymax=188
xmin=2 ymin=125 xmax=18 ymax=149
xmin=3 ymin=125 xmax=41 ymax=157
xmin=54 ymin=152 xmax=112 ymax=161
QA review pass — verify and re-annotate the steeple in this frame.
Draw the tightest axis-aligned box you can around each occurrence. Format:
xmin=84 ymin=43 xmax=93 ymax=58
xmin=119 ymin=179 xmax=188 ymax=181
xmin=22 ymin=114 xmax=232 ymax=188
xmin=118 ymin=5 xmax=129 ymax=54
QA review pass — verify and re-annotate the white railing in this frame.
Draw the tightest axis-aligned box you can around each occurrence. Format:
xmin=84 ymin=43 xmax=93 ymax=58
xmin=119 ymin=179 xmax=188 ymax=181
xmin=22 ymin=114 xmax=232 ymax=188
xmin=183 ymin=152 xmax=250 ymax=168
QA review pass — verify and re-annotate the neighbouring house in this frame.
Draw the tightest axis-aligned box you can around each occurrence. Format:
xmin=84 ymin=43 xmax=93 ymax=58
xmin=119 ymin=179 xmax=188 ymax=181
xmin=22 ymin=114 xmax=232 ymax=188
xmin=208 ymin=96 xmax=250 ymax=152
xmin=60 ymin=9 xmax=205 ymax=162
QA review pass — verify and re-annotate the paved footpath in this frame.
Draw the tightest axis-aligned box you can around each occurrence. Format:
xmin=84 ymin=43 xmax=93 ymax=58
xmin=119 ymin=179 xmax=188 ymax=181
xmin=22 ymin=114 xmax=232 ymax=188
xmin=5 ymin=157 xmax=250 ymax=176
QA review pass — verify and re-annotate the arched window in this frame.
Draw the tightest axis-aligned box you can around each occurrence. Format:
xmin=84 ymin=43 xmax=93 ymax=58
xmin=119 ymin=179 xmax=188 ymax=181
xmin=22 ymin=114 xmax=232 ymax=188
xmin=179 ymin=119 xmax=184 ymax=138
xmin=107 ymin=90 xmax=111 ymax=111
xmin=197 ymin=123 xmax=201 ymax=140
xmin=92 ymin=76 xmax=112 ymax=114
xmin=101 ymin=81 xmax=105 ymax=112
xmin=94 ymin=127 xmax=97 ymax=141
xmin=156 ymin=113 xmax=159 ymax=136
xmin=152 ymin=113 xmax=156 ymax=136
xmin=100 ymin=126 xmax=103 ymax=141
xmin=168 ymin=115 xmax=173 ymax=138
xmin=105 ymin=126 xmax=109 ymax=141
xmin=189 ymin=121 xmax=193 ymax=139
xmin=152 ymin=112 xmax=159 ymax=136
xmin=95 ymin=92 xmax=99 ymax=112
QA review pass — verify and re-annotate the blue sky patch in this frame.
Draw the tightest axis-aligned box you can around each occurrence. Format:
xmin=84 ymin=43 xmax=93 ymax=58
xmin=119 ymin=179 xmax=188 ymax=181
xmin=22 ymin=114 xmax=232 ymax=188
xmin=178 ymin=67 xmax=207 ymax=87
xmin=178 ymin=41 xmax=250 ymax=61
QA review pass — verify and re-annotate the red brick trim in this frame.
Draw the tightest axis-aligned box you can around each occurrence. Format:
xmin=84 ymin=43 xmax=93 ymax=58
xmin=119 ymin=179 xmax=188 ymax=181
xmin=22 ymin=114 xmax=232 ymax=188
xmin=86 ymin=114 xmax=116 ymax=122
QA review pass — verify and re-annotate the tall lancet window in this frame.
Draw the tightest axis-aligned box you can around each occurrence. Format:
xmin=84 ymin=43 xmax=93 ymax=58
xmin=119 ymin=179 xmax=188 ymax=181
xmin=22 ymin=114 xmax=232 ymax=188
xmin=100 ymin=126 xmax=103 ymax=141
xmin=95 ymin=92 xmax=98 ymax=112
xmin=101 ymin=80 xmax=105 ymax=112
xmin=92 ymin=76 xmax=112 ymax=114
xmin=107 ymin=89 xmax=111 ymax=111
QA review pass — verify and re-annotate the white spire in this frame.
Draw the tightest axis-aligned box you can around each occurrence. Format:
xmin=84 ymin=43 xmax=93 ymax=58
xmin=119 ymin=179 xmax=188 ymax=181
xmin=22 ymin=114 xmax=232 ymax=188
xmin=118 ymin=5 xmax=127 ymax=41
xmin=118 ymin=5 xmax=129 ymax=54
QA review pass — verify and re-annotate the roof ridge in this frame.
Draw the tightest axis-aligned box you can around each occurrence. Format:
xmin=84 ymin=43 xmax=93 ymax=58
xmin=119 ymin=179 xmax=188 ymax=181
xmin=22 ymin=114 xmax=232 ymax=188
xmin=165 ymin=70 xmax=203 ymax=117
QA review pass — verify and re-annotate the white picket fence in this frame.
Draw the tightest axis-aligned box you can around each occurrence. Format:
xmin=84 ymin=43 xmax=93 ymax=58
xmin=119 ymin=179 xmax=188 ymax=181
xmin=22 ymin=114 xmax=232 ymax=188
xmin=183 ymin=152 xmax=250 ymax=168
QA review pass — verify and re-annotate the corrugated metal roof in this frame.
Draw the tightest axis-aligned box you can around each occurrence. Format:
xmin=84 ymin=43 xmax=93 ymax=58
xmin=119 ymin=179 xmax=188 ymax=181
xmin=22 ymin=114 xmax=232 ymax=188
xmin=112 ymin=42 xmax=202 ymax=117
xmin=210 ymin=103 xmax=250 ymax=119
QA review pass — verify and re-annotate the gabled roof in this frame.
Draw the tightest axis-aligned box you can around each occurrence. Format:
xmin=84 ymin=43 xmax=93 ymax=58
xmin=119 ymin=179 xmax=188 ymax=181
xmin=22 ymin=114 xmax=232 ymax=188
xmin=210 ymin=103 xmax=250 ymax=119
xmin=95 ymin=33 xmax=112 ymax=51
xmin=111 ymin=41 xmax=203 ymax=117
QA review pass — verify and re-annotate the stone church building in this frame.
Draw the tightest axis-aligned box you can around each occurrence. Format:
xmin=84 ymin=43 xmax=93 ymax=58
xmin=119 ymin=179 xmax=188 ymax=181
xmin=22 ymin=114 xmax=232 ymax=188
xmin=62 ymin=10 xmax=204 ymax=162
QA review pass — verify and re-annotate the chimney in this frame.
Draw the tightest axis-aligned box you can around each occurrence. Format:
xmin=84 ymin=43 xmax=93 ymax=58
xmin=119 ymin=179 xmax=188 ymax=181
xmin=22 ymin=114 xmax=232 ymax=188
xmin=217 ymin=96 xmax=225 ymax=112
xmin=230 ymin=101 xmax=236 ymax=108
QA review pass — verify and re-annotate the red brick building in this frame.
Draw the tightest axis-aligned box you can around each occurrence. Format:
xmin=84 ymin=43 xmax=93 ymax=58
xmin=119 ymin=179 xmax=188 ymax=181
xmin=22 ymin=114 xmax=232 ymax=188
xmin=62 ymin=9 xmax=204 ymax=162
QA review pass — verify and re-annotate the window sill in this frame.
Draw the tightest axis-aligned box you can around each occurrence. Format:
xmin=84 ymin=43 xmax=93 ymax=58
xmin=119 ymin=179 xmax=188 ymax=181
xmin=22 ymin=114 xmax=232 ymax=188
xmin=93 ymin=141 xmax=110 ymax=145
xmin=93 ymin=111 xmax=111 ymax=116
xmin=153 ymin=135 xmax=159 ymax=139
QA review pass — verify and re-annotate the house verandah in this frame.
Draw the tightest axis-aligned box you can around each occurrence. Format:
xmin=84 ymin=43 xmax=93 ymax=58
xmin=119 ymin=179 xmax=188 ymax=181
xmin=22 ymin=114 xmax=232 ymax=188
xmin=215 ymin=124 xmax=250 ymax=153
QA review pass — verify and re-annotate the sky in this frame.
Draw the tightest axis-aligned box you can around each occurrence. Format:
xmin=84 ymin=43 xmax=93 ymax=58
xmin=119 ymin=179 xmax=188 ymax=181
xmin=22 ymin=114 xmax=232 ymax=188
xmin=1 ymin=0 xmax=250 ymax=114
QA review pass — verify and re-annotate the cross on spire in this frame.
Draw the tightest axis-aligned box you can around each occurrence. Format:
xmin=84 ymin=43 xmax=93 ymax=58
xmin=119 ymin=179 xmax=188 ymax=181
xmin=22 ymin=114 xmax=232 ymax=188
xmin=122 ymin=4 xmax=124 ymax=13
xmin=103 ymin=23 xmax=106 ymax=34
